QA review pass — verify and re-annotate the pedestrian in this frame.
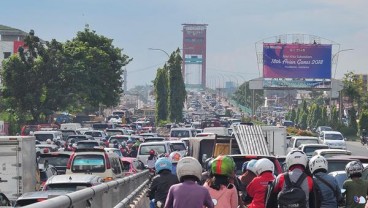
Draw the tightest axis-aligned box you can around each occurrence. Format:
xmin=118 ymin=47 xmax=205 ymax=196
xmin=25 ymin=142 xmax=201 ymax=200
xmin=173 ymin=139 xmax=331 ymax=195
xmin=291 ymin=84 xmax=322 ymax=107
xmin=147 ymin=157 xmax=179 ymax=208
xmin=265 ymin=150 xmax=314 ymax=208
xmin=343 ymin=160 xmax=368 ymax=208
xmin=164 ymin=157 xmax=214 ymax=208
xmin=246 ymin=158 xmax=275 ymax=208
xmin=308 ymin=155 xmax=342 ymax=208
xmin=204 ymin=155 xmax=238 ymax=208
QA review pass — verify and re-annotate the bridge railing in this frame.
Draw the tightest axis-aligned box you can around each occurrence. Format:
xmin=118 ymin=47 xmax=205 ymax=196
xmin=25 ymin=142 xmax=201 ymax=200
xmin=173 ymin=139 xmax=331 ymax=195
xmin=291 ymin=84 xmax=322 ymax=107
xmin=24 ymin=170 xmax=150 ymax=208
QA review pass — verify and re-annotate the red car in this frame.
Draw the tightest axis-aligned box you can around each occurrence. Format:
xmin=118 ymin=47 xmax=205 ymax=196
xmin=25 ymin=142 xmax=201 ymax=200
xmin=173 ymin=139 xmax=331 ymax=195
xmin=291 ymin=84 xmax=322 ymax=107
xmin=120 ymin=157 xmax=145 ymax=176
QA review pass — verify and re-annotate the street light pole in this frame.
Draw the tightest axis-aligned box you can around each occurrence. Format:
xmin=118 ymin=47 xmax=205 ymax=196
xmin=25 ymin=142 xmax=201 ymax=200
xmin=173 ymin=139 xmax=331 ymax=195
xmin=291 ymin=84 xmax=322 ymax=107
xmin=333 ymin=49 xmax=354 ymax=79
xmin=148 ymin=48 xmax=170 ymax=58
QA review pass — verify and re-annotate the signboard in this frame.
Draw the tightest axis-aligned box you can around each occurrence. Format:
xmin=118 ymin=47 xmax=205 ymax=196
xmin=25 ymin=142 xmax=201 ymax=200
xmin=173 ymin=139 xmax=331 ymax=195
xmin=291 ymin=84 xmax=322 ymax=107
xmin=263 ymin=43 xmax=332 ymax=79
xmin=185 ymin=54 xmax=203 ymax=64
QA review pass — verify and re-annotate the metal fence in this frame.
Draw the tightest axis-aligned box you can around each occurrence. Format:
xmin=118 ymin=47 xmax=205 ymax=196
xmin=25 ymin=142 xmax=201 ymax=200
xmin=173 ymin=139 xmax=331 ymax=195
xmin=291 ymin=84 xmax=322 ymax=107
xmin=24 ymin=170 xmax=149 ymax=208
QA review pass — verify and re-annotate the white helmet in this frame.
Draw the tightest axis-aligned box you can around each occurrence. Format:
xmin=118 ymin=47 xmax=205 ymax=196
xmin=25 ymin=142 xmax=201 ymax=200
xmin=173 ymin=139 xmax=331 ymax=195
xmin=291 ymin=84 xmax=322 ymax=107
xmin=169 ymin=151 xmax=182 ymax=164
xmin=255 ymin=158 xmax=274 ymax=175
xmin=309 ymin=155 xmax=328 ymax=174
xmin=176 ymin=157 xmax=202 ymax=182
xmin=345 ymin=160 xmax=364 ymax=178
xmin=46 ymin=139 xmax=52 ymax=144
xmin=286 ymin=150 xmax=308 ymax=169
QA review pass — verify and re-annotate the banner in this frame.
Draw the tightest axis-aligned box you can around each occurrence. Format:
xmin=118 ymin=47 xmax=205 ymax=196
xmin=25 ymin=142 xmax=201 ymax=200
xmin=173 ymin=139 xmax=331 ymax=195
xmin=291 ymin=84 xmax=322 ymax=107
xmin=263 ymin=43 xmax=332 ymax=79
xmin=263 ymin=79 xmax=331 ymax=89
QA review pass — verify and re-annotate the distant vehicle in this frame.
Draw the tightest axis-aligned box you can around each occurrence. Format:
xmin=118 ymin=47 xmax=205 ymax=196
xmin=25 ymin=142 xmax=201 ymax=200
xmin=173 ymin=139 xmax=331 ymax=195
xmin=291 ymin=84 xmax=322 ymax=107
xmin=92 ymin=123 xmax=114 ymax=131
xmin=66 ymin=135 xmax=94 ymax=146
xmin=168 ymin=140 xmax=187 ymax=156
xmin=84 ymin=130 xmax=107 ymax=141
xmin=60 ymin=123 xmax=82 ymax=131
xmin=313 ymin=149 xmax=352 ymax=158
xmin=319 ymin=131 xmax=347 ymax=150
xmin=36 ymin=144 xmax=59 ymax=153
xmin=104 ymin=148 xmax=123 ymax=157
xmin=170 ymin=128 xmax=196 ymax=139
xmin=76 ymin=140 xmax=102 ymax=149
xmin=196 ymin=133 xmax=216 ymax=138
xmin=144 ymin=137 xmax=166 ymax=143
xmin=14 ymin=190 xmax=70 ymax=207
xmin=282 ymin=120 xmax=294 ymax=127
xmin=60 ymin=129 xmax=79 ymax=140
xmin=38 ymin=152 xmax=73 ymax=175
xmin=108 ymin=135 xmax=132 ymax=147
xmin=325 ymin=155 xmax=368 ymax=173
xmin=121 ymin=157 xmax=145 ymax=176
xmin=33 ymin=131 xmax=63 ymax=144
xmin=137 ymin=141 xmax=172 ymax=166
xmin=20 ymin=124 xmax=59 ymax=136
xmin=106 ymin=129 xmax=128 ymax=137
xmin=316 ymin=126 xmax=333 ymax=134
xmin=286 ymin=136 xmax=319 ymax=154
xmin=203 ymin=127 xmax=229 ymax=136
xmin=42 ymin=174 xmax=103 ymax=192
xmin=297 ymin=144 xmax=329 ymax=158
xmin=38 ymin=164 xmax=58 ymax=190
xmin=139 ymin=133 xmax=158 ymax=138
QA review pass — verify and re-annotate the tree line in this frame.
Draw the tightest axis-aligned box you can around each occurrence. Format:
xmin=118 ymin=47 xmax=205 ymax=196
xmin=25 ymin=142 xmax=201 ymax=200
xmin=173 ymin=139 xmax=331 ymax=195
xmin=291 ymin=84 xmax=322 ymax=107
xmin=0 ymin=29 xmax=131 ymax=131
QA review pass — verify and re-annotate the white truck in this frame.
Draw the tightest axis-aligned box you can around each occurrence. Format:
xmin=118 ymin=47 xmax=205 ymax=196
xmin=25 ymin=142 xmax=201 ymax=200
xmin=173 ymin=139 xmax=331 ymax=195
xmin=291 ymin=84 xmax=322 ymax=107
xmin=0 ymin=136 xmax=37 ymax=203
xmin=261 ymin=126 xmax=287 ymax=156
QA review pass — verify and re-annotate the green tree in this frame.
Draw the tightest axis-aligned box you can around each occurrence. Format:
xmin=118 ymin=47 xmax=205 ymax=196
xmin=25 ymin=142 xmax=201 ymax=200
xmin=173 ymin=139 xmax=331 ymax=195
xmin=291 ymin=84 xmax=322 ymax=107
xmin=232 ymin=81 xmax=264 ymax=110
xmin=343 ymin=72 xmax=364 ymax=112
xmin=167 ymin=49 xmax=186 ymax=122
xmin=290 ymin=109 xmax=297 ymax=122
xmin=299 ymin=112 xmax=308 ymax=129
xmin=154 ymin=67 xmax=168 ymax=124
xmin=348 ymin=107 xmax=358 ymax=135
xmin=359 ymin=109 xmax=368 ymax=133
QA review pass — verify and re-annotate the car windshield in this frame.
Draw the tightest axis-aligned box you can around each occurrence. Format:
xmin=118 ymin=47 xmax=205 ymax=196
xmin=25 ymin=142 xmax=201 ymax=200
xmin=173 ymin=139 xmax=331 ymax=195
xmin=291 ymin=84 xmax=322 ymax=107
xmin=68 ymin=137 xmax=87 ymax=143
xmin=39 ymin=156 xmax=69 ymax=167
xmin=170 ymin=143 xmax=186 ymax=151
xmin=109 ymin=136 xmax=131 ymax=144
xmin=170 ymin=130 xmax=190 ymax=137
xmin=320 ymin=126 xmax=332 ymax=131
xmin=72 ymin=155 xmax=105 ymax=173
xmin=296 ymin=139 xmax=318 ymax=147
xmin=303 ymin=146 xmax=327 ymax=157
xmin=106 ymin=130 xmax=125 ymax=137
xmin=139 ymin=145 xmax=166 ymax=155
xmin=45 ymin=183 xmax=92 ymax=192
xmin=77 ymin=142 xmax=99 ymax=149
xmin=325 ymin=134 xmax=343 ymax=140
xmin=35 ymin=134 xmax=54 ymax=142
xmin=85 ymin=132 xmax=103 ymax=137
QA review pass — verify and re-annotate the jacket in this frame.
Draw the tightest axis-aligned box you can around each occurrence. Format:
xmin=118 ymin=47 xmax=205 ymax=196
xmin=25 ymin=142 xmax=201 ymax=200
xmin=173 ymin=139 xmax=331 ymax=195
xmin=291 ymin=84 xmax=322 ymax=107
xmin=312 ymin=172 xmax=342 ymax=208
xmin=148 ymin=170 xmax=179 ymax=204
xmin=246 ymin=171 xmax=275 ymax=208
xmin=204 ymin=182 xmax=238 ymax=208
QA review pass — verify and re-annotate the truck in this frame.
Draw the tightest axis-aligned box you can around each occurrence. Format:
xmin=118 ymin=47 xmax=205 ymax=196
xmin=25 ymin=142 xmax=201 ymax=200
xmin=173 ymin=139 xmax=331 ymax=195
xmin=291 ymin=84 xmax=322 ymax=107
xmin=0 ymin=136 xmax=37 ymax=203
xmin=261 ymin=126 xmax=287 ymax=156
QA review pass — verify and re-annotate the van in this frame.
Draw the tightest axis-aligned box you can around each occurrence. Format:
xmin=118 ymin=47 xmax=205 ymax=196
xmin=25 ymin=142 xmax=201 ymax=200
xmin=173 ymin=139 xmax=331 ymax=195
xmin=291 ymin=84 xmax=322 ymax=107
xmin=65 ymin=148 xmax=123 ymax=181
xmin=33 ymin=131 xmax=63 ymax=144
xmin=137 ymin=141 xmax=172 ymax=166
xmin=60 ymin=123 xmax=82 ymax=131
xmin=170 ymin=128 xmax=196 ymax=139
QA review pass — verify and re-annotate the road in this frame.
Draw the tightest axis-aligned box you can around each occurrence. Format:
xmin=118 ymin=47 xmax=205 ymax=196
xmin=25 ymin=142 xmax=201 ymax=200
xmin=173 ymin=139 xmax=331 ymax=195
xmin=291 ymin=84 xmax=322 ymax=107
xmin=346 ymin=141 xmax=368 ymax=156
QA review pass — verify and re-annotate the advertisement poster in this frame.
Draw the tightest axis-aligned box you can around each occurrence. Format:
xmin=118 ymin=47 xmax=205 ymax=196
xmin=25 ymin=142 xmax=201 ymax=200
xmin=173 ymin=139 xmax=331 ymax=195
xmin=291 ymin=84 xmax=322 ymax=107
xmin=263 ymin=43 xmax=332 ymax=79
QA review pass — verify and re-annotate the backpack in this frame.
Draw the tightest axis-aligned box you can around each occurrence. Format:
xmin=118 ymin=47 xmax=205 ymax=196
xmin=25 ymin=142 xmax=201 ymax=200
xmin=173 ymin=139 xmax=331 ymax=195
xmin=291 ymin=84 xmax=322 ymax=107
xmin=277 ymin=173 xmax=307 ymax=208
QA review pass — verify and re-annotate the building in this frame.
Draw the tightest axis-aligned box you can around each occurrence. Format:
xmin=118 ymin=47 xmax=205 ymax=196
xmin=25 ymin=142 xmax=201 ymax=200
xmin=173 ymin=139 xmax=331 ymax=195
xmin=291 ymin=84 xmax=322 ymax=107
xmin=0 ymin=25 xmax=27 ymax=85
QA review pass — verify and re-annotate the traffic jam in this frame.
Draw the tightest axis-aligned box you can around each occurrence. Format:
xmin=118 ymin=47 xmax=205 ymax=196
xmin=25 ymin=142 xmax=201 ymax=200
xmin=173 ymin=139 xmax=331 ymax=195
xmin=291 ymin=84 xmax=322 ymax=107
xmin=0 ymin=90 xmax=367 ymax=208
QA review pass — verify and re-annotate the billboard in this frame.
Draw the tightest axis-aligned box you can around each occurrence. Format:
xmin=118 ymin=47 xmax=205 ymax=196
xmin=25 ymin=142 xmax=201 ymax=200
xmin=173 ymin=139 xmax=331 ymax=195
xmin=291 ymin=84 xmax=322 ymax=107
xmin=263 ymin=43 xmax=332 ymax=79
xmin=263 ymin=79 xmax=331 ymax=89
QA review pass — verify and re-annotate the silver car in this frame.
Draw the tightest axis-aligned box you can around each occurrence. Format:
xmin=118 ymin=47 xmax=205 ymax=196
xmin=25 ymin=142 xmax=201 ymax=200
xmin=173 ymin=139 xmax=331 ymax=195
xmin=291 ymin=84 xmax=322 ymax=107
xmin=42 ymin=174 xmax=103 ymax=192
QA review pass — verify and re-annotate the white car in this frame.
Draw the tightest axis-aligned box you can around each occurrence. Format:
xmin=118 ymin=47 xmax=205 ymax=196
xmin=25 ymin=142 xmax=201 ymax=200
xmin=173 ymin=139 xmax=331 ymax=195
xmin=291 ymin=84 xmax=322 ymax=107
xmin=286 ymin=136 xmax=319 ymax=154
xmin=319 ymin=131 xmax=347 ymax=150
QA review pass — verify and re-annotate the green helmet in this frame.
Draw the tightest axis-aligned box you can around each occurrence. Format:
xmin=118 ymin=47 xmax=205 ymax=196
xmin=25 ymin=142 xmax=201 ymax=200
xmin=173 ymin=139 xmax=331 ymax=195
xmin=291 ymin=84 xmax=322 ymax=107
xmin=210 ymin=155 xmax=235 ymax=176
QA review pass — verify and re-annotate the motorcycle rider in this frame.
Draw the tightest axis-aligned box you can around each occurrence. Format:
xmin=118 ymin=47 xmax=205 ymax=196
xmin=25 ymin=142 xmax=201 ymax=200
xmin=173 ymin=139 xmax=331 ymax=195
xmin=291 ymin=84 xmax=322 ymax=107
xmin=164 ymin=157 xmax=214 ymax=208
xmin=361 ymin=129 xmax=367 ymax=145
xmin=148 ymin=157 xmax=179 ymax=208
xmin=343 ymin=160 xmax=368 ymax=208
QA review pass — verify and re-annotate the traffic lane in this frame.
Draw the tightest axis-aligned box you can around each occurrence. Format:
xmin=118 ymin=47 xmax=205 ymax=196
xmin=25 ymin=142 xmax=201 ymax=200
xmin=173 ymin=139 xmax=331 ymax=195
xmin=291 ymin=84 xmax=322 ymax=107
xmin=346 ymin=141 xmax=368 ymax=156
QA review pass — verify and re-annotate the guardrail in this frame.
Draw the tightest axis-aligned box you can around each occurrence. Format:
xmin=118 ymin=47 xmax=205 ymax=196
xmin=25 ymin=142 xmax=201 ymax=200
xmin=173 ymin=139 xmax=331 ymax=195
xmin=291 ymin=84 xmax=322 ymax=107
xmin=24 ymin=170 xmax=149 ymax=208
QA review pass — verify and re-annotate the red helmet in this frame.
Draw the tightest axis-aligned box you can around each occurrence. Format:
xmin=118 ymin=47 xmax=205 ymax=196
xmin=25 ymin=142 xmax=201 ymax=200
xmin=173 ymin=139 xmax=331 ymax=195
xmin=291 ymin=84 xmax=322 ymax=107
xmin=149 ymin=149 xmax=155 ymax=155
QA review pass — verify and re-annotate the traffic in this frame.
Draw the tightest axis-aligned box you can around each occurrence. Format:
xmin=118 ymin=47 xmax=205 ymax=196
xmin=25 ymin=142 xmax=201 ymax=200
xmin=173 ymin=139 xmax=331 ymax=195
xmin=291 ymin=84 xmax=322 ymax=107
xmin=0 ymin=89 xmax=367 ymax=208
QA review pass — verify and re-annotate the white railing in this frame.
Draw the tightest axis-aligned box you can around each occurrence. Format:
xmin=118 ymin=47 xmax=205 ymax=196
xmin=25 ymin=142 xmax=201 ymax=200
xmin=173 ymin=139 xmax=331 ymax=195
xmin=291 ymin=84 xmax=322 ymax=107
xmin=23 ymin=170 xmax=150 ymax=208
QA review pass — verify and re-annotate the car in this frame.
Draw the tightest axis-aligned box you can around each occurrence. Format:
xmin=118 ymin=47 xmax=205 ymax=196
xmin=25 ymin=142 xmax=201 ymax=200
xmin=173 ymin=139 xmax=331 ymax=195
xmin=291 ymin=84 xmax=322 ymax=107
xmin=325 ymin=155 xmax=368 ymax=173
xmin=170 ymin=128 xmax=196 ymax=139
xmin=104 ymin=147 xmax=123 ymax=157
xmin=137 ymin=141 xmax=172 ymax=166
xmin=139 ymin=133 xmax=158 ymax=138
xmin=120 ymin=157 xmax=145 ymax=176
xmin=84 ymin=130 xmax=107 ymax=141
xmin=36 ymin=144 xmax=59 ymax=153
xmin=65 ymin=148 xmax=124 ymax=181
xmin=60 ymin=129 xmax=79 ymax=140
xmin=168 ymin=140 xmax=187 ymax=156
xmin=76 ymin=140 xmax=102 ymax=149
xmin=108 ymin=135 xmax=133 ymax=147
xmin=328 ymin=170 xmax=347 ymax=193
xmin=39 ymin=164 xmax=58 ymax=190
xmin=144 ymin=137 xmax=166 ymax=143
xmin=229 ymin=154 xmax=283 ymax=176
xmin=14 ymin=190 xmax=70 ymax=207
xmin=106 ymin=128 xmax=128 ymax=137
xmin=312 ymin=149 xmax=352 ymax=158
xmin=42 ymin=174 xmax=103 ymax=192
xmin=33 ymin=131 xmax=63 ymax=144
xmin=286 ymin=136 xmax=319 ymax=154
xmin=316 ymin=126 xmax=333 ymax=134
xmin=297 ymin=144 xmax=329 ymax=158
xmin=66 ymin=135 xmax=94 ymax=146
xmin=38 ymin=152 xmax=73 ymax=175
xmin=319 ymin=131 xmax=347 ymax=150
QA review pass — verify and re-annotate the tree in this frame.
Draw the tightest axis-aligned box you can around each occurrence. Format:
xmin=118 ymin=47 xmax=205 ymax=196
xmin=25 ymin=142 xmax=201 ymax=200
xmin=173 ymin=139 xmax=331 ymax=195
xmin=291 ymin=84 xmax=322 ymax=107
xmin=359 ymin=109 xmax=368 ymax=133
xmin=154 ymin=67 xmax=168 ymax=124
xmin=348 ymin=107 xmax=358 ymax=135
xmin=343 ymin=72 xmax=364 ymax=112
xmin=290 ymin=109 xmax=297 ymax=122
xmin=64 ymin=28 xmax=132 ymax=109
xmin=167 ymin=49 xmax=186 ymax=122
xmin=232 ymin=81 xmax=264 ymax=109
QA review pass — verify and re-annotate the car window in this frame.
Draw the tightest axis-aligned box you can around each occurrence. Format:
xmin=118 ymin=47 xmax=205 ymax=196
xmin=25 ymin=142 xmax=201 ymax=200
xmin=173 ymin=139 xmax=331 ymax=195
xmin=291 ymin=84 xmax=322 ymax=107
xmin=327 ymin=160 xmax=351 ymax=173
xmin=325 ymin=134 xmax=343 ymax=141
xmin=170 ymin=143 xmax=186 ymax=151
xmin=72 ymin=155 xmax=105 ymax=173
xmin=295 ymin=139 xmax=318 ymax=147
xmin=303 ymin=146 xmax=327 ymax=157
xmin=45 ymin=183 xmax=92 ymax=192
xmin=139 ymin=145 xmax=166 ymax=155
xmin=77 ymin=142 xmax=99 ymax=149
xmin=39 ymin=156 xmax=69 ymax=167
xmin=170 ymin=130 xmax=190 ymax=137
xmin=35 ymin=134 xmax=54 ymax=142
xmin=111 ymin=158 xmax=121 ymax=174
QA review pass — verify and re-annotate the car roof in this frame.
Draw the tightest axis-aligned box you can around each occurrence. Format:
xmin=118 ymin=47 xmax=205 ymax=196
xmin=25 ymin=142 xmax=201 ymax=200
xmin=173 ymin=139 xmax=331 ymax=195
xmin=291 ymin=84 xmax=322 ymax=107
xmin=17 ymin=190 xmax=70 ymax=199
xmin=40 ymin=152 xmax=72 ymax=157
xmin=77 ymin=140 xmax=99 ymax=143
xmin=314 ymin=149 xmax=351 ymax=153
xmin=299 ymin=144 xmax=328 ymax=147
xmin=291 ymin=136 xmax=318 ymax=139
xmin=46 ymin=174 xmax=102 ymax=184
xmin=321 ymin=131 xmax=342 ymax=134
xmin=139 ymin=141 xmax=170 ymax=145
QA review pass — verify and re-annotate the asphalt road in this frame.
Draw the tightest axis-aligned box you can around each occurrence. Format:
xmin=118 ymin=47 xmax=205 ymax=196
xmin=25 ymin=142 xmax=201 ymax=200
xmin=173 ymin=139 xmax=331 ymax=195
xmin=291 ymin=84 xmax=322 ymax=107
xmin=346 ymin=141 xmax=368 ymax=156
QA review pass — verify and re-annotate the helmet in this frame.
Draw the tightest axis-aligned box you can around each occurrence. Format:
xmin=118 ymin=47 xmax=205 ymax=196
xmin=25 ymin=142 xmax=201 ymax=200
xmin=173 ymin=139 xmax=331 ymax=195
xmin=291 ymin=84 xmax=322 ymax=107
xmin=210 ymin=155 xmax=235 ymax=176
xmin=154 ymin=157 xmax=172 ymax=174
xmin=127 ymin=139 xmax=134 ymax=144
xmin=169 ymin=151 xmax=182 ymax=163
xmin=46 ymin=139 xmax=52 ymax=144
xmin=309 ymin=155 xmax=328 ymax=174
xmin=255 ymin=158 xmax=274 ymax=175
xmin=345 ymin=160 xmax=364 ymax=178
xmin=286 ymin=150 xmax=308 ymax=169
xmin=149 ymin=149 xmax=155 ymax=155
xmin=176 ymin=157 xmax=202 ymax=182
xmin=242 ymin=159 xmax=257 ymax=174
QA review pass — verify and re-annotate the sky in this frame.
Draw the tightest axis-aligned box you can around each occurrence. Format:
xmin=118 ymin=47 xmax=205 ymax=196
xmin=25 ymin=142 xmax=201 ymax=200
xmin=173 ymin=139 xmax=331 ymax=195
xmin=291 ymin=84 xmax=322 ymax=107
xmin=1 ymin=0 xmax=367 ymax=89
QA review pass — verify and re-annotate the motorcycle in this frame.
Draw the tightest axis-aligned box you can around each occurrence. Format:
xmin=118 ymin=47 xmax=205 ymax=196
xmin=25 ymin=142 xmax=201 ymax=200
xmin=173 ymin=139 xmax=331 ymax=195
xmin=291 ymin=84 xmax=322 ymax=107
xmin=361 ymin=136 xmax=367 ymax=146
